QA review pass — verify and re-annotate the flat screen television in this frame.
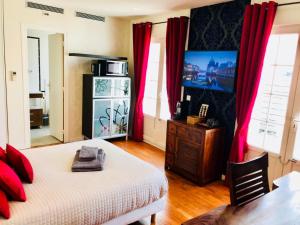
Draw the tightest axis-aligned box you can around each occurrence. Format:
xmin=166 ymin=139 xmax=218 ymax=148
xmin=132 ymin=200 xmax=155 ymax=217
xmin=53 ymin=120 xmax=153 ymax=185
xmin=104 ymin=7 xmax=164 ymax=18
xmin=182 ymin=51 xmax=238 ymax=93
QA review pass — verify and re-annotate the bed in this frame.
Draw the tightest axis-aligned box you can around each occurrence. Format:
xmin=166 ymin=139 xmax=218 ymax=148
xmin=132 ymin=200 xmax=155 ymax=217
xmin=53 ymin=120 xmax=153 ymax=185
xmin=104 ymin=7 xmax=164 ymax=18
xmin=1 ymin=139 xmax=168 ymax=225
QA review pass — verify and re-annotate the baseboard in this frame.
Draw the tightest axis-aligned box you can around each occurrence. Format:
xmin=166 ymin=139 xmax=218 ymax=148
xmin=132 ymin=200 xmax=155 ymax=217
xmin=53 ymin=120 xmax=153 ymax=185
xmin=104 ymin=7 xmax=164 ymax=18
xmin=143 ymin=135 xmax=166 ymax=151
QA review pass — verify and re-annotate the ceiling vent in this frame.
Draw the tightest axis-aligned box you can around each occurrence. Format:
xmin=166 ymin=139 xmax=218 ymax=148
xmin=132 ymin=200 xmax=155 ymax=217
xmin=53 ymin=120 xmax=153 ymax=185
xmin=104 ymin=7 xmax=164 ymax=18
xmin=27 ymin=1 xmax=64 ymax=14
xmin=76 ymin=12 xmax=105 ymax=22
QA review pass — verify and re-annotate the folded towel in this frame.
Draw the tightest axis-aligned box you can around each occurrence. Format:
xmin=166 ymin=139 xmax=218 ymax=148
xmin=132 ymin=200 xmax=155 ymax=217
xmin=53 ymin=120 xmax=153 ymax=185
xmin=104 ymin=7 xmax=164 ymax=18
xmin=72 ymin=149 xmax=106 ymax=172
xmin=79 ymin=146 xmax=100 ymax=161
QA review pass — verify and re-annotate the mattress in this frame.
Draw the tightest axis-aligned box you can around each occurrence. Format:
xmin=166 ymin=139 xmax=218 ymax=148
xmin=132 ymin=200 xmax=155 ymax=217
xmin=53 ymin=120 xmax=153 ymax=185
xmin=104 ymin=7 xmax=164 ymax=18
xmin=1 ymin=139 xmax=168 ymax=225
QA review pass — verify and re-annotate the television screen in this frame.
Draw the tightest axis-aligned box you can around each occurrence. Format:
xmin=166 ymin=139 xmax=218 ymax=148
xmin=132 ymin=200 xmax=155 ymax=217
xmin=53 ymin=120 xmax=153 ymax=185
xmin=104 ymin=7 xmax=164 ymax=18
xmin=182 ymin=51 xmax=238 ymax=93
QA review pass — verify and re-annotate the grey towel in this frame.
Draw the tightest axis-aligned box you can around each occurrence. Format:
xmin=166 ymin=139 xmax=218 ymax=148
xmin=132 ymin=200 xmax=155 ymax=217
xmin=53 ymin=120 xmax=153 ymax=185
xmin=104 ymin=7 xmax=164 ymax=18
xmin=72 ymin=149 xmax=106 ymax=172
xmin=79 ymin=146 xmax=101 ymax=161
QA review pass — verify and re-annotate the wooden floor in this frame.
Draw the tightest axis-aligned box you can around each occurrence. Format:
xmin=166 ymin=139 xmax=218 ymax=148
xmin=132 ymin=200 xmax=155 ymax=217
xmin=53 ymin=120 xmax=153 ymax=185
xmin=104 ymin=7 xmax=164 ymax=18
xmin=110 ymin=140 xmax=229 ymax=225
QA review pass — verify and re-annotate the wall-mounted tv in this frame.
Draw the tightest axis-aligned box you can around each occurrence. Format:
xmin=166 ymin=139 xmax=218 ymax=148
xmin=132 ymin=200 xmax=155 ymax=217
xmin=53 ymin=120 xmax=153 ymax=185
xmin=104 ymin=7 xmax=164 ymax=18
xmin=182 ymin=51 xmax=238 ymax=93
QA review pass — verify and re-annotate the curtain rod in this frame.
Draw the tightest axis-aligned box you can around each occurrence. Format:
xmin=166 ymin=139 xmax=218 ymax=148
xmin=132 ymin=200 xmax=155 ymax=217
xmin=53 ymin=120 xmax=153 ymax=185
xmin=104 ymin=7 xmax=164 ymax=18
xmin=278 ymin=1 xmax=300 ymax=6
xmin=152 ymin=17 xmax=190 ymax=25
xmin=153 ymin=21 xmax=167 ymax=25
xmin=152 ymin=1 xmax=299 ymax=26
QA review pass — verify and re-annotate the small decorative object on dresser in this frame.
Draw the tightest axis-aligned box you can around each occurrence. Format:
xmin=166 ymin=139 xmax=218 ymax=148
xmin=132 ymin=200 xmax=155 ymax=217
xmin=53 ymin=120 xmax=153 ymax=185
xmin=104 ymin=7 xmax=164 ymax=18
xmin=165 ymin=120 xmax=225 ymax=185
xmin=186 ymin=115 xmax=200 ymax=125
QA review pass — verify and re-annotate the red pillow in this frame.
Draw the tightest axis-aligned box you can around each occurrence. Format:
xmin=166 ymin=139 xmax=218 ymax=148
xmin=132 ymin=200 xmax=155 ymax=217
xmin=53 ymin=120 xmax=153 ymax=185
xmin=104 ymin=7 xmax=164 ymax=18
xmin=0 ymin=189 xmax=10 ymax=219
xmin=6 ymin=144 xmax=34 ymax=183
xmin=0 ymin=147 xmax=7 ymax=162
xmin=0 ymin=161 xmax=26 ymax=201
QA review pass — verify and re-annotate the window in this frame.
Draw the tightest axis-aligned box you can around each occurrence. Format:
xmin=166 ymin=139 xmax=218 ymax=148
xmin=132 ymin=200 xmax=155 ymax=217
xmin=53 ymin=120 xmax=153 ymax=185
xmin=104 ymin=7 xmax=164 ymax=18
xmin=143 ymin=41 xmax=170 ymax=120
xmin=248 ymin=34 xmax=299 ymax=154
xmin=143 ymin=43 xmax=160 ymax=117
xmin=159 ymin=61 xmax=170 ymax=120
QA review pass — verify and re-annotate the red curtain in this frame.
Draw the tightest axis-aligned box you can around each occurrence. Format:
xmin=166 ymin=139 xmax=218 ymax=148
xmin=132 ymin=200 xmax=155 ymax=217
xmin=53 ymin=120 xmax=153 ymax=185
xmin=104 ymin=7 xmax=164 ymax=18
xmin=230 ymin=2 xmax=277 ymax=162
xmin=132 ymin=22 xmax=152 ymax=141
xmin=166 ymin=17 xmax=189 ymax=117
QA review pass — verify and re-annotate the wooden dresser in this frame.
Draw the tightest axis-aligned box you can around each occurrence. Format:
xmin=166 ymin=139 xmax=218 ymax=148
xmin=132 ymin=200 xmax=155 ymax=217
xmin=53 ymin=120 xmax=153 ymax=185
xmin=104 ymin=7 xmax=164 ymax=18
xmin=29 ymin=93 xmax=44 ymax=128
xmin=30 ymin=107 xmax=43 ymax=128
xmin=165 ymin=120 xmax=224 ymax=185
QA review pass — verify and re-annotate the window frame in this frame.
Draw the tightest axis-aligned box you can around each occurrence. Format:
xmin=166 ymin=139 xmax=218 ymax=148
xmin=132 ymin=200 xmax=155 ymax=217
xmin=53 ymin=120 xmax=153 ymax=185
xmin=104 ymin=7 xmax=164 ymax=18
xmin=247 ymin=25 xmax=300 ymax=160
xmin=143 ymin=37 xmax=170 ymax=120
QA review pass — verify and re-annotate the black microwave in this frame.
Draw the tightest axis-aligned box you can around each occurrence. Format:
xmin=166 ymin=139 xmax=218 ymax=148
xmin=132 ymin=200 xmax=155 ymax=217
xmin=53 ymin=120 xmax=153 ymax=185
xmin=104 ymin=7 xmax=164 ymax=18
xmin=91 ymin=60 xmax=128 ymax=76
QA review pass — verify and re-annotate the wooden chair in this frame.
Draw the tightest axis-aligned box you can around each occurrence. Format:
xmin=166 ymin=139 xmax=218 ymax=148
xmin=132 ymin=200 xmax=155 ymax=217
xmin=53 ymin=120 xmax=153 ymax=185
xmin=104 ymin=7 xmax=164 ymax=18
xmin=182 ymin=153 xmax=270 ymax=225
xmin=227 ymin=152 xmax=270 ymax=206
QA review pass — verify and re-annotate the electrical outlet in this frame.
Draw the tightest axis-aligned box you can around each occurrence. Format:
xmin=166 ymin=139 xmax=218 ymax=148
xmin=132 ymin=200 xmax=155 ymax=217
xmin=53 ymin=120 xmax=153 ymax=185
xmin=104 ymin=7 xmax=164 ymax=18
xmin=186 ymin=95 xmax=191 ymax=101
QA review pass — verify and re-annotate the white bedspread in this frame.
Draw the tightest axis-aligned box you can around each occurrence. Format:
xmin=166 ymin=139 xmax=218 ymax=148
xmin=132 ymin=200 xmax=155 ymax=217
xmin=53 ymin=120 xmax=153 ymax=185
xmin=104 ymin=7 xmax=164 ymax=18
xmin=1 ymin=139 xmax=168 ymax=225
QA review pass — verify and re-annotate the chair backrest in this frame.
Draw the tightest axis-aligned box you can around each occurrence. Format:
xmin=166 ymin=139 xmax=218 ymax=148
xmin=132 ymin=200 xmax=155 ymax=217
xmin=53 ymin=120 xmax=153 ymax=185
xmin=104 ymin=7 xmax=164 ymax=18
xmin=227 ymin=152 xmax=270 ymax=206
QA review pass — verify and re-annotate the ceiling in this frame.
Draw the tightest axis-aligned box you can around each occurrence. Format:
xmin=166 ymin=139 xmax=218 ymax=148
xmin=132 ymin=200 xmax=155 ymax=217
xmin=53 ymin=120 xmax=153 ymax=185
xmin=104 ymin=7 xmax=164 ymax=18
xmin=32 ymin=0 xmax=231 ymax=17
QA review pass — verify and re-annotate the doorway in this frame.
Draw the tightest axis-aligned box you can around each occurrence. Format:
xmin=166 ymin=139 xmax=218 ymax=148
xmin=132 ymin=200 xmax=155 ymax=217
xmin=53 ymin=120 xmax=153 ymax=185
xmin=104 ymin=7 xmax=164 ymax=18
xmin=27 ymin=29 xmax=64 ymax=147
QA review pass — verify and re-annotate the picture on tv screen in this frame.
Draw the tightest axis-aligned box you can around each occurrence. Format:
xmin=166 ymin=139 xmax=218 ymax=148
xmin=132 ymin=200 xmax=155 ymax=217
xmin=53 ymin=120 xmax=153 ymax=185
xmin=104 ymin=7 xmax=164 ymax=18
xmin=182 ymin=51 xmax=238 ymax=93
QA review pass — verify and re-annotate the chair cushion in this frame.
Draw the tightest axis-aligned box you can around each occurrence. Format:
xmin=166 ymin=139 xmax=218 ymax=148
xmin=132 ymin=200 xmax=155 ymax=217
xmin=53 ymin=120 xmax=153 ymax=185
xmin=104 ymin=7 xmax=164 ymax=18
xmin=6 ymin=144 xmax=34 ymax=183
xmin=0 ymin=147 xmax=7 ymax=162
xmin=0 ymin=160 xmax=26 ymax=201
xmin=0 ymin=189 xmax=10 ymax=219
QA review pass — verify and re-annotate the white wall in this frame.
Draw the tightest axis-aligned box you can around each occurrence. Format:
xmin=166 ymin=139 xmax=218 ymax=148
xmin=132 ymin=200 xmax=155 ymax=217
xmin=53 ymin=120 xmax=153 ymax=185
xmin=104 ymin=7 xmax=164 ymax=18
xmin=128 ymin=10 xmax=190 ymax=150
xmin=0 ymin=0 xmax=7 ymax=148
xmin=4 ymin=0 xmax=130 ymax=149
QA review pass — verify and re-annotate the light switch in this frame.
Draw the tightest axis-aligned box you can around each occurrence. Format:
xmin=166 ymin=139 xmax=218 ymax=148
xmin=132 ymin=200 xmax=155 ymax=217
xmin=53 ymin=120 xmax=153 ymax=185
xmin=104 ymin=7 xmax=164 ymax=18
xmin=10 ymin=71 xmax=17 ymax=81
xmin=186 ymin=95 xmax=191 ymax=101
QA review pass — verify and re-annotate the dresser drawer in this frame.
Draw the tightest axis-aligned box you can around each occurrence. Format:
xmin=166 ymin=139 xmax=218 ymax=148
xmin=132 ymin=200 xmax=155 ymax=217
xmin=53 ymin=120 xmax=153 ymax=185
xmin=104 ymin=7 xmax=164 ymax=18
xmin=30 ymin=108 xmax=43 ymax=127
xmin=177 ymin=126 xmax=203 ymax=144
xmin=166 ymin=134 xmax=176 ymax=153
xmin=30 ymin=108 xmax=43 ymax=116
xmin=168 ymin=122 xmax=177 ymax=134
xmin=174 ymin=138 xmax=201 ymax=176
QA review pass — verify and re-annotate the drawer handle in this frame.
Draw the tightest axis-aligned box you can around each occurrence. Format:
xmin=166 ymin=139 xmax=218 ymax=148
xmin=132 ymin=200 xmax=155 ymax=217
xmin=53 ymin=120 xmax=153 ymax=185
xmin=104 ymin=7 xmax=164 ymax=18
xmin=30 ymin=121 xmax=34 ymax=123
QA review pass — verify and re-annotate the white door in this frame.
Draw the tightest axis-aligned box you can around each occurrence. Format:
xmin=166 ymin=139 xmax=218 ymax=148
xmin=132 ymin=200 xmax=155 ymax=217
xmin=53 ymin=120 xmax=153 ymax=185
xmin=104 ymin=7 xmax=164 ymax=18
xmin=247 ymin=26 xmax=300 ymax=183
xmin=27 ymin=37 xmax=40 ymax=93
xmin=48 ymin=33 xmax=64 ymax=142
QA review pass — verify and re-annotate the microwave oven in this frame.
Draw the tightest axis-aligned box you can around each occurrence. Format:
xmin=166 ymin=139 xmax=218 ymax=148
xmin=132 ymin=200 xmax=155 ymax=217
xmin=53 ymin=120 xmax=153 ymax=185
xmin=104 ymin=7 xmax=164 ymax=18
xmin=91 ymin=60 xmax=128 ymax=76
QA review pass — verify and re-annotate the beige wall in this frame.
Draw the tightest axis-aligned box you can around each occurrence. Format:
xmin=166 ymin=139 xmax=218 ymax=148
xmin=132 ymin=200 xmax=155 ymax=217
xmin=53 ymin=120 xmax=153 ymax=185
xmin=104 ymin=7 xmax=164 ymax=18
xmin=0 ymin=0 xmax=7 ymax=148
xmin=252 ymin=0 xmax=300 ymax=26
xmin=128 ymin=9 xmax=190 ymax=75
xmin=4 ymin=0 xmax=130 ymax=148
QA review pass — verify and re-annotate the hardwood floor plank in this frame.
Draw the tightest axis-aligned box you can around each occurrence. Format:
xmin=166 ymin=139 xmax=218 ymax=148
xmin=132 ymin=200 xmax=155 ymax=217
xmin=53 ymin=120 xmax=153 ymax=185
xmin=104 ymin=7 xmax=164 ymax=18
xmin=111 ymin=140 xmax=230 ymax=225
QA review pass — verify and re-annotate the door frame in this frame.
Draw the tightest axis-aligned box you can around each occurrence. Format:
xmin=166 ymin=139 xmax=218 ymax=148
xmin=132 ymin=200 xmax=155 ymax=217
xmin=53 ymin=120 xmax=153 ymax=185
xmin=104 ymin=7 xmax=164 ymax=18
xmin=27 ymin=36 xmax=42 ymax=92
xmin=0 ymin=0 xmax=7 ymax=148
xmin=21 ymin=24 xmax=69 ymax=148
